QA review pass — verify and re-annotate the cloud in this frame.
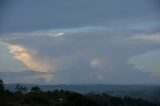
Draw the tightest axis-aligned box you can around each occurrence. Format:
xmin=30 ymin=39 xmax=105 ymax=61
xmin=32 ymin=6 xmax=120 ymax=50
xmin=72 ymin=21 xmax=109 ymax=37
xmin=0 ymin=0 xmax=160 ymax=84
xmin=55 ymin=32 xmax=65 ymax=37
xmin=0 ymin=41 xmax=53 ymax=72
xmin=90 ymin=58 xmax=107 ymax=70
xmin=8 ymin=45 xmax=51 ymax=72
xmin=0 ymin=70 xmax=56 ymax=84
xmin=129 ymin=49 xmax=160 ymax=73
xmin=129 ymin=33 xmax=160 ymax=42
xmin=1 ymin=26 xmax=160 ymax=84
xmin=97 ymin=75 xmax=103 ymax=80
xmin=26 ymin=72 xmax=54 ymax=83
xmin=0 ymin=0 xmax=159 ymax=33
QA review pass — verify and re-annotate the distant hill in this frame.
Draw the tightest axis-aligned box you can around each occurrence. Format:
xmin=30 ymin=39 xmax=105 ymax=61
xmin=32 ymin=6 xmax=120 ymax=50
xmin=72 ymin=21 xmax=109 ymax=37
xmin=5 ymin=84 xmax=160 ymax=102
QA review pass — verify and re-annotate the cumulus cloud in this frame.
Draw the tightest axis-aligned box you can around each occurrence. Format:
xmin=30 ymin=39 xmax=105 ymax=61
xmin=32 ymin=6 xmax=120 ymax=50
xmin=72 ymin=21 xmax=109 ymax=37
xmin=0 ymin=41 xmax=54 ymax=72
xmin=8 ymin=45 xmax=51 ymax=72
xmin=90 ymin=58 xmax=107 ymax=70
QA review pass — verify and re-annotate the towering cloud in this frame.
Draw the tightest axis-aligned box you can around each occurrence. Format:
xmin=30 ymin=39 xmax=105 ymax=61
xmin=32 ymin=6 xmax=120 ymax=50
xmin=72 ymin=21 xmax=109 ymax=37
xmin=8 ymin=44 xmax=50 ymax=72
xmin=0 ymin=25 xmax=160 ymax=84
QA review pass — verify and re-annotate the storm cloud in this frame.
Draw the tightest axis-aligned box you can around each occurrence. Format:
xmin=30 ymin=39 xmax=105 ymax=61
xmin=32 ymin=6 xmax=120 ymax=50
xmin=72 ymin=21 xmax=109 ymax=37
xmin=0 ymin=0 xmax=160 ymax=84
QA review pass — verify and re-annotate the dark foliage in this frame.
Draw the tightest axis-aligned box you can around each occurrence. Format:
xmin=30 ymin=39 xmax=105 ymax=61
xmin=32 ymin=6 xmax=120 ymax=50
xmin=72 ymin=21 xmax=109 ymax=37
xmin=0 ymin=79 xmax=159 ymax=106
xmin=0 ymin=79 xmax=4 ymax=92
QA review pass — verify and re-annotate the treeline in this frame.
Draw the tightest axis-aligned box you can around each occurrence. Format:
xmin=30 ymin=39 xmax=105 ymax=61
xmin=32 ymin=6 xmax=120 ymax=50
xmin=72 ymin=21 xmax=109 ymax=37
xmin=0 ymin=79 xmax=160 ymax=106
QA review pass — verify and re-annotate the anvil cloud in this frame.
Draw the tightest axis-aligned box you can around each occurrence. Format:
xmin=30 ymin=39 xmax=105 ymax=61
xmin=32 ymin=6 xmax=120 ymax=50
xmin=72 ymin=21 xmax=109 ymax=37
xmin=0 ymin=0 xmax=160 ymax=84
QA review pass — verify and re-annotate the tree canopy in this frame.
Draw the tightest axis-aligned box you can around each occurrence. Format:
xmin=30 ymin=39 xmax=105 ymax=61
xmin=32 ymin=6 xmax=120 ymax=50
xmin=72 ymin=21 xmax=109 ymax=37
xmin=0 ymin=79 xmax=159 ymax=106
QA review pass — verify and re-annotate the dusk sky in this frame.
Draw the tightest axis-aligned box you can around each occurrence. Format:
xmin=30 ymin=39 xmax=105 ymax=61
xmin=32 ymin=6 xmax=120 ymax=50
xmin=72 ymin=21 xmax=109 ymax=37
xmin=0 ymin=0 xmax=160 ymax=84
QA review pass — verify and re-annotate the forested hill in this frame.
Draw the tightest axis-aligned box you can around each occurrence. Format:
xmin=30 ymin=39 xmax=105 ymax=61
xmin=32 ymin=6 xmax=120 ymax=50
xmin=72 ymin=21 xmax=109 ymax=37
xmin=0 ymin=79 xmax=160 ymax=106
xmin=1 ymin=85 xmax=160 ymax=106
xmin=5 ymin=84 xmax=160 ymax=102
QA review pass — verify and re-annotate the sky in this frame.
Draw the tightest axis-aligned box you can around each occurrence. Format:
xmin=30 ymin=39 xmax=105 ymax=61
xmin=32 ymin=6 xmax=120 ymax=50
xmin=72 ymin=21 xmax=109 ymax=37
xmin=0 ymin=0 xmax=160 ymax=84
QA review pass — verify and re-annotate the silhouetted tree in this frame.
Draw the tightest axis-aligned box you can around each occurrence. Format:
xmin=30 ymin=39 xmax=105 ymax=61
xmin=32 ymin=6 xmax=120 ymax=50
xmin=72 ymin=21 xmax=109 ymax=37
xmin=0 ymin=82 xmax=159 ymax=106
xmin=31 ymin=86 xmax=42 ymax=93
xmin=0 ymin=79 xmax=4 ymax=92
xmin=110 ymin=97 xmax=123 ymax=106
xmin=15 ymin=84 xmax=27 ymax=94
